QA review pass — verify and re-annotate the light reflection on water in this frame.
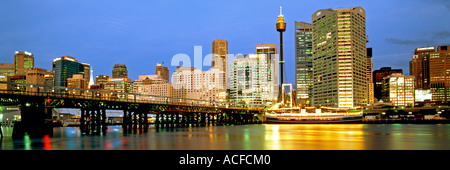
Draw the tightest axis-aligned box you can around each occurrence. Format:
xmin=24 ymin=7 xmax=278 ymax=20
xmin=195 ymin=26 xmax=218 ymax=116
xmin=1 ymin=124 xmax=450 ymax=150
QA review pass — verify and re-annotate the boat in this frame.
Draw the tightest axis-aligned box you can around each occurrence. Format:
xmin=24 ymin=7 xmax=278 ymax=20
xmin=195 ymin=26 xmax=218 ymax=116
xmin=264 ymin=106 xmax=363 ymax=124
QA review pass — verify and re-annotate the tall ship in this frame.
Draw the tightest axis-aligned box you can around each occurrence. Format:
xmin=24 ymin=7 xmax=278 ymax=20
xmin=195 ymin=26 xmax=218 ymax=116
xmin=264 ymin=104 xmax=363 ymax=124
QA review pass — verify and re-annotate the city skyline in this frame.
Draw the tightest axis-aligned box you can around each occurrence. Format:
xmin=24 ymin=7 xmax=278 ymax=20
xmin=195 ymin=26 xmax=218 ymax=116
xmin=1 ymin=0 xmax=449 ymax=85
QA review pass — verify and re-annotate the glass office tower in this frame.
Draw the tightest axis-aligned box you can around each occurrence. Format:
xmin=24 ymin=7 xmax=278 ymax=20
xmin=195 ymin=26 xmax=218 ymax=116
xmin=295 ymin=21 xmax=313 ymax=106
xmin=52 ymin=56 xmax=85 ymax=87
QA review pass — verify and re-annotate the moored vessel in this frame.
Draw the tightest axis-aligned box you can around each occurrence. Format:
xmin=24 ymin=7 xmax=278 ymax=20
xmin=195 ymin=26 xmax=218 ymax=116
xmin=264 ymin=106 xmax=363 ymax=124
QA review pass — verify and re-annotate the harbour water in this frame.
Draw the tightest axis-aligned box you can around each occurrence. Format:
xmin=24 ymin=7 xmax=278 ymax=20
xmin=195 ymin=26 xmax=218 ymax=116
xmin=1 ymin=124 xmax=450 ymax=150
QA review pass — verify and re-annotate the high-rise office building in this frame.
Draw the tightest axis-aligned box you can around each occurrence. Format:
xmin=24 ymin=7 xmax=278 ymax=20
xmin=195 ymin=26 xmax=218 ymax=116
xmin=14 ymin=51 xmax=34 ymax=76
xmin=256 ymin=44 xmax=277 ymax=65
xmin=44 ymin=70 xmax=53 ymax=90
xmin=311 ymin=7 xmax=368 ymax=108
xmin=172 ymin=66 xmax=225 ymax=102
xmin=381 ymin=73 xmax=415 ymax=106
xmin=429 ymin=45 xmax=450 ymax=102
xmin=52 ymin=56 xmax=85 ymax=87
xmin=155 ymin=62 xmax=169 ymax=82
xmin=409 ymin=45 xmax=450 ymax=102
xmin=112 ymin=64 xmax=128 ymax=78
xmin=229 ymin=54 xmax=278 ymax=106
xmin=212 ymin=40 xmax=228 ymax=90
xmin=410 ymin=47 xmax=435 ymax=89
xmin=256 ymin=44 xmax=279 ymax=102
xmin=367 ymin=48 xmax=374 ymax=104
xmin=294 ymin=21 xmax=313 ymax=106
xmin=373 ymin=67 xmax=403 ymax=102
xmin=81 ymin=63 xmax=91 ymax=87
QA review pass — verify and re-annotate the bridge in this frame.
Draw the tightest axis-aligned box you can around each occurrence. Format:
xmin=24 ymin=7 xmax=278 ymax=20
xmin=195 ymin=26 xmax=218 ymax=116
xmin=0 ymin=81 xmax=265 ymax=138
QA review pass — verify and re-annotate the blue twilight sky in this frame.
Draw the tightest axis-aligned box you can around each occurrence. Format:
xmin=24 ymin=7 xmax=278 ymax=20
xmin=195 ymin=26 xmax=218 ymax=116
xmin=0 ymin=0 xmax=449 ymax=86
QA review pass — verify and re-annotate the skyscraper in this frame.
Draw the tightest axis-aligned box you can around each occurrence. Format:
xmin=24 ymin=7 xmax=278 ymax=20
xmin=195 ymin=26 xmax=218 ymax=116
xmin=311 ymin=7 xmax=368 ymax=108
xmin=212 ymin=40 xmax=228 ymax=90
xmin=410 ymin=47 xmax=434 ymax=89
xmin=367 ymin=48 xmax=374 ymax=104
xmin=294 ymin=21 xmax=313 ymax=106
xmin=409 ymin=45 xmax=450 ymax=102
xmin=256 ymin=44 xmax=279 ymax=102
xmin=429 ymin=45 xmax=450 ymax=102
xmin=155 ymin=62 xmax=169 ymax=82
xmin=256 ymin=44 xmax=277 ymax=65
xmin=14 ymin=51 xmax=34 ymax=76
xmin=81 ymin=63 xmax=91 ymax=88
xmin=52 ymin=56 xmax=85 ymax=87
xmin=229 ymin=54 xmax=277 ymax=106
xmin=112 ymin=64 xmax=128 ymax=78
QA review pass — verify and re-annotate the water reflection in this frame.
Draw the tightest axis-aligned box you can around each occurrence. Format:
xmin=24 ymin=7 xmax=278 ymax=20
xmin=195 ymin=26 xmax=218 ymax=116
xmin=1 ymin=124 xmax=450 ymax=150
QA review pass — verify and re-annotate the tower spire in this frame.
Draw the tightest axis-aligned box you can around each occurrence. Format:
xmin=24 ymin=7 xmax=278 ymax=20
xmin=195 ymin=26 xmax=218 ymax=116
xmin=280 ymin=6 xmax=283 ymax=16
xmin=88 ymin=66 xmax=94 ymax=88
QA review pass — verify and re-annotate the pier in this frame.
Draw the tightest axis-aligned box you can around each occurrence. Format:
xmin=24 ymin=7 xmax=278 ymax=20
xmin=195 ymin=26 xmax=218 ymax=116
xmin=0 ymin=81 xmax=264 ymax=138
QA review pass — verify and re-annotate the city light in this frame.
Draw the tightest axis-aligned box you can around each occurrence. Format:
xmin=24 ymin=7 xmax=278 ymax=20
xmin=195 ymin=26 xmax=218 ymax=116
xmin=0 ymin=1 xmax=449 ymax=155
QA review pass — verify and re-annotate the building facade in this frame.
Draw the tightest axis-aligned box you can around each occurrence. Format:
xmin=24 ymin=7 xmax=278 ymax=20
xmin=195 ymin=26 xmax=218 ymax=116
xmin=52 ymin=56 xmax=85 ymax=87
xmin=155 ymin=63 xmax=169 ymax=82
xmin=212 ymin=40 xmax=228 ymax=90
xmin=0 ymin=63 xmax=15 ymax=77
xmin=112 ymin=64 xmax=128 ymax=78
xmin=94 ymin=75 xmax=109 ymax=89
xmin=172 ymin=66 xmax=226 ymax=102
xmin=381 ymin=73 xmax=415 ymax=106
xmin=366 ymin=48 xmax=374 ymax=104
xmin=133 ymin=75 xmax=172 ymax=102
xmin=104 ymin=77 xmax=133 ymax=100
xmin=429 ymin=45 xmax=450 ymax=102
xmin=410 ymin=47 xmax=435 ymax=89
xmin=26 ymin=67 xmax=47 ymax=93
xmin=373 ymin=67 xmax=403 ymax=102
xmin=294 ymin=21 xmax=313 ymax=106
xmin=229 ymin=54 xmax=278 ymax=106
xmin=67 ymin=74 xmax=87 ymax=95
xmin=409 ymin=45 xmax=450 ymax=103
xmin=311 ymin=7 xmax=368 ymax=108
xmin=0 ymin=75 xmax=10 ymax=90
xmin=14 ymin=51 xmax=34 ymax=76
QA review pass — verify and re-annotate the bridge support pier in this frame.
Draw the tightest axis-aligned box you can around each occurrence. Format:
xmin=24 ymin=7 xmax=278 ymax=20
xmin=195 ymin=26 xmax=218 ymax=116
xmin=80 ymin=107 xmax=107 ymax=135
xmin=12 ymin=101 xmax=53 ymax=139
